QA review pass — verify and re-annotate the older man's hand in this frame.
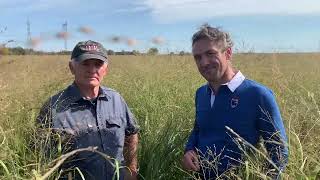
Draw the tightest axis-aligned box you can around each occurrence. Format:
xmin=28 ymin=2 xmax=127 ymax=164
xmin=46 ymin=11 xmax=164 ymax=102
xmin=182 ymin=150 xmax=200 ymax=171
xmin=124 ymin=168 xmax=138 ymax=180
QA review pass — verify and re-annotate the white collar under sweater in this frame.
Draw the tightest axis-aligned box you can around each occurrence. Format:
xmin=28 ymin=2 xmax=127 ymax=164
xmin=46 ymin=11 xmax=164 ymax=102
xmin=210 ymin=71 xmax=245 ymax=107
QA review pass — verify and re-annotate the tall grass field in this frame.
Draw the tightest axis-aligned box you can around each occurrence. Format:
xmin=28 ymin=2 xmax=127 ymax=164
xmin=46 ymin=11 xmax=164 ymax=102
xmin=0 ymin=54 xmax=320 ymax=179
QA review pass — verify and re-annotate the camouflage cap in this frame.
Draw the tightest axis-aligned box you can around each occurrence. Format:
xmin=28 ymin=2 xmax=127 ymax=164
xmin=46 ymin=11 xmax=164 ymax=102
xmin=71 ymin=40 xmax=108 ymax=63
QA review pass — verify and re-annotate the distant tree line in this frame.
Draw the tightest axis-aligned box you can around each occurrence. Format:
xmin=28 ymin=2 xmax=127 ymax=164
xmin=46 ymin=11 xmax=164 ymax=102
xmin=0 ymin=46 xmax=191 ymax=56
xmin=0 ymin=47 xmax=71 ymax=55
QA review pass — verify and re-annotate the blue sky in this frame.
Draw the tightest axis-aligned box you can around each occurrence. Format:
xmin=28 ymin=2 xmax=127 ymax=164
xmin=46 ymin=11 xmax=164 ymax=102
xmin=1 ymin=0 xmax=320 ymax=53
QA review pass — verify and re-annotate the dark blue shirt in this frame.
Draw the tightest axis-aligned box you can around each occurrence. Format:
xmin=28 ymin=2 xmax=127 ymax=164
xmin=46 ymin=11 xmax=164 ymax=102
xmin=185 ymin=79 xmax=288 ymax=178
xmin=37 ymin=83 xmax=139 ymax=180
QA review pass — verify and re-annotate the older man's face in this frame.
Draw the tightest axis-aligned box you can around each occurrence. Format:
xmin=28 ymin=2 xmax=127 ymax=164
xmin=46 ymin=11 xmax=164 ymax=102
xmin=70 ymin=59 xmax=108 ymax=88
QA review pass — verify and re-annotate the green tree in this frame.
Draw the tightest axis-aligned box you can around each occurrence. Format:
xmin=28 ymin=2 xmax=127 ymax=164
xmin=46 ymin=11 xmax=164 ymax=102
xmin=107 ymin=49 xmax=115 ymax=55
xmin=132 ymin=50 xmax=140 ymax=56
xmin=179 ymin=51 xmax=185 ymax=56
xmin=147 ymin=47 xmax=159 ymax=55
xmin=9 ymin=47 xmax=26 ymax=55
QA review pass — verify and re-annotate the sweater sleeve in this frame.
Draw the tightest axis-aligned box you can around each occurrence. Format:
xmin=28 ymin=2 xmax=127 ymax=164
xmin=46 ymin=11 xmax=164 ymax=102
xmin=257 ymin=89 xmax=288 ymax=177
xmin=185 ymin=91 xmax=200 ymax=152
xmin=185 ymin=120 xmax=199 ymax=152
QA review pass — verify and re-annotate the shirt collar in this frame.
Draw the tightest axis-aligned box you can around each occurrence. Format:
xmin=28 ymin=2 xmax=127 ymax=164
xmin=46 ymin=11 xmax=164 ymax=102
xmin=206 ymin=71 xmax=245 ymax=94
xmin=98 ymin=86 xmax=111 ymax=99
xmin=66 ymin=83 xmax=110 ymax=103
xmin=222 ymin=71 xmax=245 ymax=92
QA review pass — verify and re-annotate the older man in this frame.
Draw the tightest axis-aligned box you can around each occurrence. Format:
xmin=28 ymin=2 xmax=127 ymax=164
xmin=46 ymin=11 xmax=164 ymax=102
xmin=182 ymin=24 xmax=288 ymax=179
xmin=37 ymin=40 xmax=139 ymax=180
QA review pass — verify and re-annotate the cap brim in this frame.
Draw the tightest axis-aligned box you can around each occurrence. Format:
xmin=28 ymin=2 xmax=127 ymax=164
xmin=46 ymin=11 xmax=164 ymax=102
xmin=75 ymin=53 xmax=108 ymax=63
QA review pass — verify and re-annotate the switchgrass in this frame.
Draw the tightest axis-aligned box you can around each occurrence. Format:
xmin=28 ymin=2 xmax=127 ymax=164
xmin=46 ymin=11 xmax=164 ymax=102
xmin=0 ymin=54 xmax=320 ymax=179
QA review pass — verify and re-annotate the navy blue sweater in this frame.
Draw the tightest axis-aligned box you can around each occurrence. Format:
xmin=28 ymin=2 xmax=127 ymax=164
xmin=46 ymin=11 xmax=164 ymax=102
xmin=185 ymin=79 xmax=288 ymax=176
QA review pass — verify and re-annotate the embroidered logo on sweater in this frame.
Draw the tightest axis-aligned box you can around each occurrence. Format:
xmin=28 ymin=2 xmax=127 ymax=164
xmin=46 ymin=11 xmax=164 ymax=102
xmin=230 ymin=96 xmax=239 ymax=108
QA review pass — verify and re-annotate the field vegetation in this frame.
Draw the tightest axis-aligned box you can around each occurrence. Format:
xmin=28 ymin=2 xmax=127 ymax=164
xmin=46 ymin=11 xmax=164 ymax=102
xmin=0 ymin=54 xmax=320 ymax=179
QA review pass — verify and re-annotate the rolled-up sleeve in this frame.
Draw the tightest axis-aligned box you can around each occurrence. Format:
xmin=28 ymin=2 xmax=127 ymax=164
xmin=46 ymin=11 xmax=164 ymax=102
xmin=121 ymin=97 xmax=139 ymax=136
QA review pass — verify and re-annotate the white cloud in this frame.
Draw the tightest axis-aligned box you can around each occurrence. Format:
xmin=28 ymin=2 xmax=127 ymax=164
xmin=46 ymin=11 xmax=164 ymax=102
xmin=138 ymin=0 xmax=320 ymax=23
xmin=1 ymin=0 xmax=143 ymax=17
xmin=1 ymin=0 xmax=79 ymax=13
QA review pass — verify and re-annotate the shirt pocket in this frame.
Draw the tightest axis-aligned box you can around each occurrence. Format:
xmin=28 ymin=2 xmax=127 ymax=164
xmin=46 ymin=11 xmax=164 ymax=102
xmin=103 ymin=116 xmax=125 ymax=148
xmin=106 ymin=116 xmax=122 ymax=128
